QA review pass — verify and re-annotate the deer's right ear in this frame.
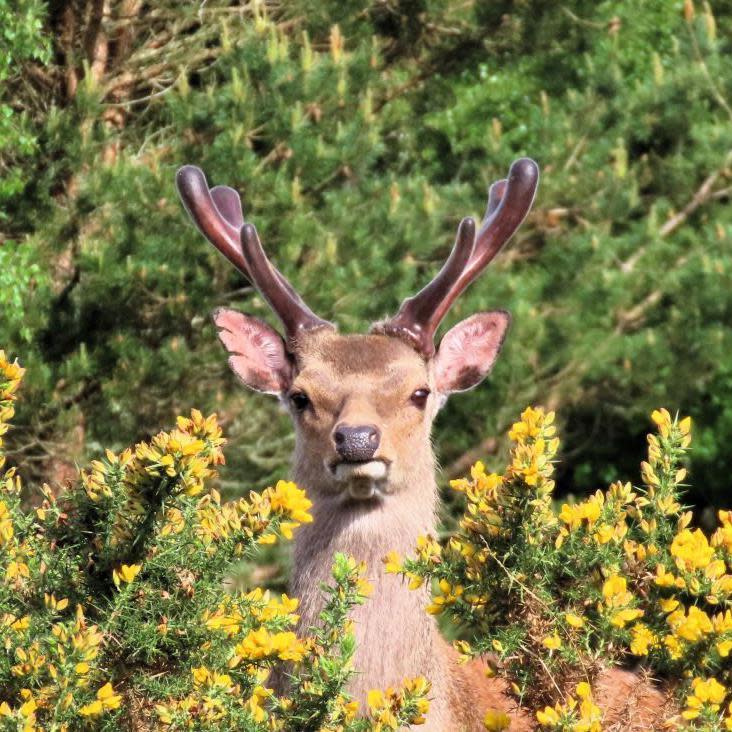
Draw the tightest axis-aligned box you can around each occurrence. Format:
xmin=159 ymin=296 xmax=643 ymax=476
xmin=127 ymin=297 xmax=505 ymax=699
xmin=212 ymin=308 xmax=292 ymax=395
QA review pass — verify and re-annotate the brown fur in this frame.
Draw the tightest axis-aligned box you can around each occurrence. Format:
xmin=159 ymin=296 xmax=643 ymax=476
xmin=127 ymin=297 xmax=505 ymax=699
xmin=594 ymin=668 xmax=669 ymax=731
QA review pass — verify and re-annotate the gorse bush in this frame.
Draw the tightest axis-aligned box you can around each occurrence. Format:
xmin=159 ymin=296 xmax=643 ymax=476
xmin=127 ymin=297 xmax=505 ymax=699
xmin=0 ymin=353 xmax=430 ymax=731
xmin=389 ymin=407 xmax=732 ymax=730
xmin=2 ymin=351 xmax=731 ymax=730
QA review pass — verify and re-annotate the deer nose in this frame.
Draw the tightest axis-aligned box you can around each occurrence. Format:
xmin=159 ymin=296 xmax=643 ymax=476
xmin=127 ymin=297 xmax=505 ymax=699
xmin=333 ymin=424 xmax=381 ymax=462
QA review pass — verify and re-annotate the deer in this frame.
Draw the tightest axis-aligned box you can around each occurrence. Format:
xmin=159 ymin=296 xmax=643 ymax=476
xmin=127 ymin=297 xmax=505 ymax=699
xmin=176 ymin=159 xmax=667 ymax=730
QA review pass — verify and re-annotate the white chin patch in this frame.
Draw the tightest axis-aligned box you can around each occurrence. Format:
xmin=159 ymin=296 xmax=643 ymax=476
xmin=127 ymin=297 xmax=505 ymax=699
xmin=333 ymin=461 xmax=389 ymax=500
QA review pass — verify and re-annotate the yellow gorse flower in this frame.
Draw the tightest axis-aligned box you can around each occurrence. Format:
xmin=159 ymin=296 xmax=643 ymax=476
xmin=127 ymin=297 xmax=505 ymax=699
xmin=536 ymin=682 xmax=601 ymax=731
xmin=230 ymin=628 xmax=307 ymax=666
xmin=541 ymin=633 xmax=561 ymax=651
xmin=112 ymin=563 xmax=142 ymax=588
xmin=671 ymin=528 xmax=715 ymax=572
xmin=682 ymin=676 xmax=727 ymax=720
xmin=483 ymin=708 xmax=511 ymax=730
xmin=598 ymin=573 xmax=644 ymax=628
xmin=79 ymin=682 xmax=122 ymax=717
xmin=366 ymin=676 xmax=431 ymax=730
xmin=426 ymin=579 xmax=464 ymax=615
xmin=267 ymin=480 xmax=313 ymax=524
xmin=0 ymin=352 xmax=25 ymax=457
xmin=630 ymin=622 xmax=658 ymax=656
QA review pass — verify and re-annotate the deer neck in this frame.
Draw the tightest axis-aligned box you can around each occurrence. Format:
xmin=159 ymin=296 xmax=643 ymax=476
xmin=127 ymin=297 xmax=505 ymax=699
xmin=290 ymin=454 xmax=447 ymax=703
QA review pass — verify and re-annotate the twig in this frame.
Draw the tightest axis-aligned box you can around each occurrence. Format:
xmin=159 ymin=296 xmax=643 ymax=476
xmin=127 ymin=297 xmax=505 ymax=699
xmin=444 ymin=437 xmax=498 ymax=480
xmin=686 ymin=18 xmax=732 ymax=122
xmin=103 ymin=78 xmax=180 ymax=107
xmin=560 ymin=7 xmax=606 ymax=30
xmin=527 ymin=646 xmax=566 ymax=700
xmin=481 ymin=538 xmax=554 ymax=613
xmin=615 ymin=254 xmax=688 ymax=334
xmin=658 ymin=170 xmax=721 ymax=238
xmin=620 ymin=158 xmax=730 ymax=274
xmin=563 ymin=134 xmax=588 ymax=172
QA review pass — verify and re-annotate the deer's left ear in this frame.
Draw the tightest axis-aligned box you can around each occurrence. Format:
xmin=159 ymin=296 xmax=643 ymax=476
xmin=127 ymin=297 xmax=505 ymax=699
xmin=434 ymin=311 xmax=511 ymax=396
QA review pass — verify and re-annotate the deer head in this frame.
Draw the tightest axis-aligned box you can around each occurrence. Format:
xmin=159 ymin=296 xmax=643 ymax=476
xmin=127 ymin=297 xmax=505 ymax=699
xmin=176 ymin=159 xmax=539 ymax=505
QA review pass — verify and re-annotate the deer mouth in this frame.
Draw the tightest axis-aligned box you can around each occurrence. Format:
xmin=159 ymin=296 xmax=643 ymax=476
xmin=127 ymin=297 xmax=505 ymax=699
xmin=330 ymin=459 xmax=390 ymax=500
xmin=332 ymin=459 xmax=388 ymax=481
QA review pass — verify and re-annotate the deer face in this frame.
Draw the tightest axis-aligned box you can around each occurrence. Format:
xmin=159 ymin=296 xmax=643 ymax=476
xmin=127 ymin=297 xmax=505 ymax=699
xmin=211 ymin=310 xmax=510 ymax=503
xmin=286 ymin=331 xmax=432 ymax=501
xmin=177 ymin=159 xmax=537 ymax=504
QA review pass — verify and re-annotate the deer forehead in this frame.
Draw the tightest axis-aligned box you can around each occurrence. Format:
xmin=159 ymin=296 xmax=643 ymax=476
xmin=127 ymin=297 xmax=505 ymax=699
xmin=292 ymin=331 xmax=430 ymax=401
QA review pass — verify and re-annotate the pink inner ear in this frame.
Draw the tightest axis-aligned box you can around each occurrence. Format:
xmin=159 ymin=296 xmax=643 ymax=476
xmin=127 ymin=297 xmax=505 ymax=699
xmin=434 ymin=311 xmax=511 ymax=395
xmin=212 ymin=308 xmax=291 ymax=394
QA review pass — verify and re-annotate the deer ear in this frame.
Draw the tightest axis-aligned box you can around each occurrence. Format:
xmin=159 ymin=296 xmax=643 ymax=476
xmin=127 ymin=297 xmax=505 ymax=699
xmin=212 ymin=308 xmax=292 ymax=395
xmin=434 ymin=311 xmax=510 ymax=395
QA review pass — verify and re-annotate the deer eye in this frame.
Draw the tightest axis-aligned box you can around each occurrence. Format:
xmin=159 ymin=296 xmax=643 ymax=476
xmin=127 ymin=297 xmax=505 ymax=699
xmin=289 ymin=391 xmax=310 ymax=412
xmin=410 ymin=388 xmax=430 ymax=408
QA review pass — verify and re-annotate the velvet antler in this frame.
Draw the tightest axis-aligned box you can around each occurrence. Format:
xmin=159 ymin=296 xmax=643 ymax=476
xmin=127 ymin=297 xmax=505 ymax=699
xmin=176 ymin=165 xmax=332 ymax=342
xmin=375 ymin=158 xmax=539 ymax=356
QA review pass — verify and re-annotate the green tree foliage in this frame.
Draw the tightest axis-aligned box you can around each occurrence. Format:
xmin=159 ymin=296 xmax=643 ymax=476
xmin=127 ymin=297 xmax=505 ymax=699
xmin=1 ymin=1 xmax=730 ymax=511
xmin=0 ymin=0 xmax=49 ymax=344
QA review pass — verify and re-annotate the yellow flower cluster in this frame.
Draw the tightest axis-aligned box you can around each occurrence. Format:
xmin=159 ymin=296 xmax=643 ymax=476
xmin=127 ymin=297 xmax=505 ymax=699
xmin=112 ymin=563 xmax=141 ymax=588
xmin=195 ymin=479 xmax=313 ymax=547
xmin=713 ymin=510 xmax=732 ymax=553
xmin=483 ymin=707 xmax=511 ymax=730
xmin=0 ymin=350 xmax=24 ymax=462
xmin=536 ymin=682 xmax=602 ymax=731
xmin=681 ymin=677 xmax=728 ymax=723
xmin=0 ymin=690 xmax=42 ymax=731
xmin=556 ymin=480 xmax=637 ymax=550
xmin=230 ymin=627 xmax=308 ymax=666
xmin=425 ymin=578 xmax=464 ymax=615
xmin=156 ymin=666 xmax=273 ymax=727
xmin=0 ymin=601 xmax=115 ymax=728
xmin=599 ymin=573 xmax=644 ymax=628
xmin=672 ymin=528 xmax=715 ymax=571
xmin=394 ymin=408 xmax=560 ymax=622
xmin=507 ymin=407 xmax=559 ymax=496
xmin=366 ymin=676 xmax=431 ymax=730
xmin=0 ymin=354 xmax=30 ymax=592
xmin=204 ymin=589 xmax=300 ymax=636
xmin=78 ymin=409 xmax=226 ymax=550
xmin=79 ymin=682 xmax=122 ymax=717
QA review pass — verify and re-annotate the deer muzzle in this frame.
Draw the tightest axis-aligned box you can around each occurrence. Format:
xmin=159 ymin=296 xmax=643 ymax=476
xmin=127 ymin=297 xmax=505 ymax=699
xmin=333 ymin=424 xmax=381 ymax=462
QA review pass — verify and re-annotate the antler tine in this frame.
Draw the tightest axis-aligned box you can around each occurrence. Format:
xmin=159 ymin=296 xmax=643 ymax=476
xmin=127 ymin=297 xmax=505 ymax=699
xmin=209 ymin=183 xmax=315 ymax=309
xmin=210 ymin=185 xmax=244 ymax=228
xmin=177 ymin=166 xmax=250 ymax=275
xmin=484 ymin=178 xmax=507 ymax=220
xmin=459 ymin=157 xmax=538 ymax=285
xmin=239 ymin=223 xmax=331 ymax=341
xmin=377 ymin=158 xmax=539 ymax=357
xmin=177 ymin=165 xmax=332 ymax=342
xmin=375 ymin=217 xmax=476 ymax=354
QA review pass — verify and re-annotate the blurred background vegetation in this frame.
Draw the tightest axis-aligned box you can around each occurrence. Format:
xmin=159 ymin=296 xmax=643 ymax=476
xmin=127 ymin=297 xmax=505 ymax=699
xmin=1 ymin=0 xmax=730 ymax=520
